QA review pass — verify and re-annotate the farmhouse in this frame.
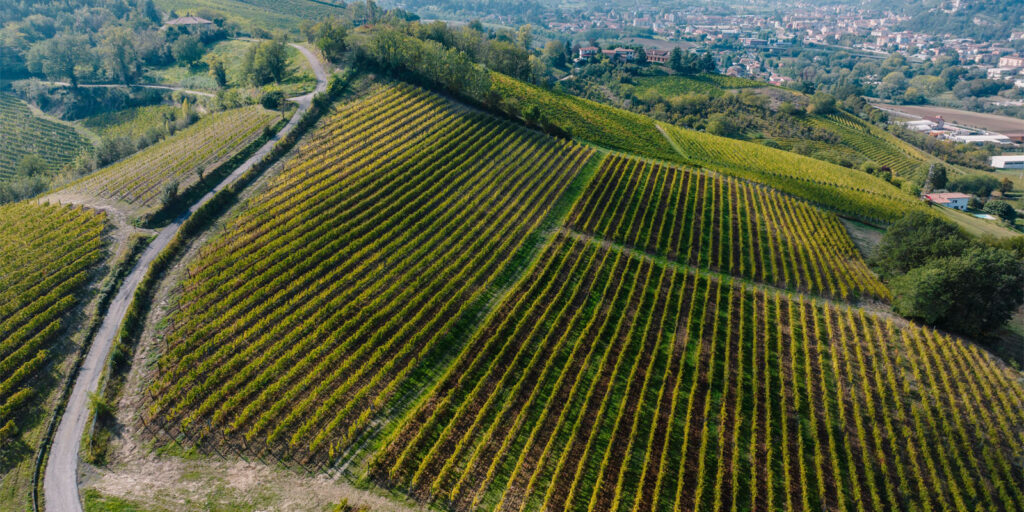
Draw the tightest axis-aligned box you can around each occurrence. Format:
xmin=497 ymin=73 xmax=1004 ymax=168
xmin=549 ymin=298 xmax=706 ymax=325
xmin=923 ymin=192 xmax=971 ymax=210
xmin=647 ymin=49 xmax=670 ymax=64
xmin=578 ymin=46 xmax=599 ymax=59
xmin=991 ymin=155 xmax=1024 ymax=169
xmin=164 ymin=16 xmax=213 ymax=27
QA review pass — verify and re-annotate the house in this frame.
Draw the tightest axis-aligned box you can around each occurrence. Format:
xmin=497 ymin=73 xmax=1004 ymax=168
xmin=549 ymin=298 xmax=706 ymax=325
xmin=164 ymin=16 xmax=213 ymax=28
xmin=578 ymin=46 xmax=599 ymax=59
xmin=647 ymin=49 xmax=671 ymax=64
xmin=600 ymin=47 xmax=636 ymax=62
xmin=990 ymin=155 xmax=1024 ymax=169
xmin=923 ymin=192 xmax=971 ymax=210
xmin=998 ymin=56 xmax=1024 ymax=68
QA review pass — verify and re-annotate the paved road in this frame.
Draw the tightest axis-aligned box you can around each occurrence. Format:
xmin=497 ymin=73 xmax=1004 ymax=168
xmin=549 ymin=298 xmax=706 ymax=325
xmin=42 ymin=45 xmax=328 ymax=512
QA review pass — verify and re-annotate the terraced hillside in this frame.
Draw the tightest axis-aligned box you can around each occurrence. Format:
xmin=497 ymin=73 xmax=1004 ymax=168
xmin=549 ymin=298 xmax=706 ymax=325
xmin=566 ymin=154 xmax=888 ymax=300
xmin=144 ymin=84 xmax=594 ymax=461
xmin=375 ymin=234 xmax=1024 ymax=512
xmin=0 ymin=203 xmax=108 ymax=447
xmin=810 ymin=112 xmax=930 ymax=181
xmin=0 ymin=94 xmax=91 ymax=181
xmin=65 ymin=105 xmax=277 ymax=209
xmin=660 ymin=122 xmax=920 ymax=223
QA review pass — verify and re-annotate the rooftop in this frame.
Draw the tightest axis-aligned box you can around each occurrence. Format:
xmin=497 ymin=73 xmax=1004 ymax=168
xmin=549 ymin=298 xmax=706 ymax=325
xmin=924 ymin=192 xmax=971 ymax=203
xmin=165 ymin=16 xmax=213 ymax=26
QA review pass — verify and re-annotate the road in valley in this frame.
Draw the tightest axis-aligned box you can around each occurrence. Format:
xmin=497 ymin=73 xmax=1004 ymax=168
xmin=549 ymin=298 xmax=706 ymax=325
xmin=42 ymin=44 xmax=328 ymax=512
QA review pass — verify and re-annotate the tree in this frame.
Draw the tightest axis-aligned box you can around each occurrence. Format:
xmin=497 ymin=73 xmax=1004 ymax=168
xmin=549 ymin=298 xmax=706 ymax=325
xmin=243 ymin=38 xmax=288 ymax=85
xmin=517 ymin=24 xmax=533 ymax=50
xmin=892 ymin=246 xmax=1024 ymax=335
xmin=807 ymin=92 xmax=838 ymax=115
xmin=171 ymin=35 xmax=204 ymax=68
xmin=870 ymin=211 xmax=971 ymax=280
xmin=26 ymin=34 xmax=91 ymax=87
xmin=16 ymin=155 xmax=47 ymax=177
xmin=208 ymin=57 xmax=227 ymax=87
xmin=543 ymin=40 xmax=565 ymax=67
xmin=314 ymin=19 xmax=348 ymax=63
xmin=983 ymin=199 xmax=1017 ymax=222
xmin=260 ymin=90 xmax=285 ymax=110
xmin=925 ymin=163 xmax=947 ymax=191
xmin=999 ymin=177 xmax=1014 ymax=194
xmin=99 ymin=27 xmax=141 ymax=85
xmin=669 ymin=47 xmax=683 ymax=72
xmin=948 ymin=174 xmax=1000 ymax=196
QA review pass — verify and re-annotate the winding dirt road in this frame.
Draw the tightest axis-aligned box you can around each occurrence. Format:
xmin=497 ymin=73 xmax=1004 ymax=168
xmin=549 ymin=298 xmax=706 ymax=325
xmin=42 ymin=43 xmax=328 ymax=512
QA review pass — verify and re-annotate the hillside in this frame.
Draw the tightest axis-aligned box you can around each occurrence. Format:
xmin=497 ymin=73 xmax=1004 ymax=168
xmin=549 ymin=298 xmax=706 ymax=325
xmin=63 ymin=105 xmax=278 ymax=212
xmin=0 ymin=203 xmax=109 ymax=506
xmin=153 ymin=0 xmax=346 ymax=31
xmin=376 ymin=233 xmax=1024 ymax=512
xmin=0 ymin=94 xmax=91 ymax=182
xmin=144 ymin=83 xmax=594 ymax=461
xmin=565 ymin=154 xmax=888 ymax=300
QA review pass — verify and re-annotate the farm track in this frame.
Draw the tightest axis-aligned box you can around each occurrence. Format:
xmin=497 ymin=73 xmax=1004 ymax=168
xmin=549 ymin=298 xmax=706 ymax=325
xmin=41 ymin=44 xmax=328 ymax=512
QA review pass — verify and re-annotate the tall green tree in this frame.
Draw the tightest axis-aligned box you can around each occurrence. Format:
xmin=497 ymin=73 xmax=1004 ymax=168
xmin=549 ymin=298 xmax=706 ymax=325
xmin=171 ymin=34 xmax=204 ymax=68
xmin=99 ymin=26 xmax=141 ymax=85
xmin=243 ymin=38 xmax=288 ymax=85
xmin=870 ymin=211 xmax=971 ymax=279
xmin=26 ymin=33 xmax=90 ymax=87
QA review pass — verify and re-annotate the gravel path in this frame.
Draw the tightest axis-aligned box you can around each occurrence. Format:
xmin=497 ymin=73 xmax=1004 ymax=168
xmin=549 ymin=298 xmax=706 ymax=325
xmin=42 ymin=44 xmax=328 ymax=512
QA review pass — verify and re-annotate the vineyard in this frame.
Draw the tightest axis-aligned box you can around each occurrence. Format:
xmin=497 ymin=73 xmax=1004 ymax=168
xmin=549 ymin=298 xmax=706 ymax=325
xmin=631 ymin=73 xmax=763 ymax=98
xmin=65 ymin=105 xmax=277 ymax=209
xmin=659 ymin=122 xmax=922 ymax=223
xmin=0 ymin=94 xmax=92 ymax=181
xmin=144 ymin=83 xmax=594 ymax=462
xmin=810 ymin=112 xmax=930 ymax=181
xmin=0 ymin=202 xmax=108 ymax=446
xmin=564 ymin=154 xmax=888 ymax=300
xmin=374 ymin=234 xmax=1024 ymax=512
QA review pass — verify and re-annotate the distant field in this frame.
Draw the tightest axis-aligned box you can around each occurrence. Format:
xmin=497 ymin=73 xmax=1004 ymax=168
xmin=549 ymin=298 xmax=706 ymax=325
xmin=145 ymin=84 xmax=594 ymax=462
xmin=632 ymin=73 xmax=763 ymax=98
xmin=873 ymin=103 xmax=1024 ymax=134
xmin=65 ymin=105 xmax=277 ymax=209
xmin=0 ymin=94 xmax=92 ymax=181
xmin=143 ymin=40 xmax=316 ymax=96
xmin=376 ymin=233 xmax=1024 ymax=512
xmin=565 ymin=154 xmax=887 ymax=300
xmin=659 ymin=122 xmax=920 ymax=223
xmin=154 ymin=0 xmax=344 ymax=32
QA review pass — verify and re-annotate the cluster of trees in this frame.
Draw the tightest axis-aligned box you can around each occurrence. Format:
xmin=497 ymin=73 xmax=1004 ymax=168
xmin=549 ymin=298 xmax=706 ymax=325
xmin=2 ymin=0 xmax=228 ymax=88
xmin=242 ymin=37 xmax=289 ymax=86
xmin=872 ymin=212 xmax=1024 ymax=336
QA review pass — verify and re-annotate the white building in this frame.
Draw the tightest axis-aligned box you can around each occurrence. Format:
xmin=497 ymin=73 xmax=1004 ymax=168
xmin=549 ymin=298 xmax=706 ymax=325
xmin=991 ymin=155 xmax=1024 ymax=169
xmin=949 ymin=134 xmax=1013 ymax=145
xmin=923 ymin=192 xmax=971 ymax=210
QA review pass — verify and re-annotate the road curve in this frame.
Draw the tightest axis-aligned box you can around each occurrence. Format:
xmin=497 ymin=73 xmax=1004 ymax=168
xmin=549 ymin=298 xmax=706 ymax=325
xmin=42 ymin=45 xmax=328 ymax=512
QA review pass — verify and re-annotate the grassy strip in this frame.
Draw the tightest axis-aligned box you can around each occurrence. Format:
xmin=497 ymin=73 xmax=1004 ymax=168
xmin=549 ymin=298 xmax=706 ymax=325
xmin=30 ymin=233 xmax=151 ymax=512
xmin=81 ymin=70 xmax=354 ymax=466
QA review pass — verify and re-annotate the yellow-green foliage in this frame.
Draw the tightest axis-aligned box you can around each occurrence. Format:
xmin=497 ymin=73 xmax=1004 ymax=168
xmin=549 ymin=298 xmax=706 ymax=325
xmin=660 ymin=122 xmax=922 ymax=223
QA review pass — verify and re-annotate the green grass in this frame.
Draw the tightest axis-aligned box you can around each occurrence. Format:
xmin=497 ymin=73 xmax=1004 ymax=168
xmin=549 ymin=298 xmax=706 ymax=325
xmin=84 ymin=490 xmax=157 ymax=512
xmin=153 ymin=0 xmax=344 ymax=32
xmin=937 ymin=206 xmax=1023 ymax=239
xmin=143 ymin=40 xmax=316 ymax=96
xmin=80 ymin=105 xmax=183 ymax=140
xmin=0 ymin=93 xmax=92 ymax=181
xmin=631 ymin=73 xmax=762 ymax=97
xmin=492 ymin=72 xmax=683 ymax=163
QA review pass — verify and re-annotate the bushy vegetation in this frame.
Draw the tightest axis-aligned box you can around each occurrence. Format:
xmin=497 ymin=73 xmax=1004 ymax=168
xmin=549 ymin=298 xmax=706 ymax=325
xmin=872 ymin=212 xmax=1024 ymax=335
xmin=375 ymin=233 xmax=1024 ymax=512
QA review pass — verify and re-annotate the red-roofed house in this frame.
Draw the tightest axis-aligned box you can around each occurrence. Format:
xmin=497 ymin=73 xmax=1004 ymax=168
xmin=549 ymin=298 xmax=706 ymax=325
xmin=578 ymin=46 xmax=599 ymax=59
xmin=923 ymin=192 xmax=970 ymax=210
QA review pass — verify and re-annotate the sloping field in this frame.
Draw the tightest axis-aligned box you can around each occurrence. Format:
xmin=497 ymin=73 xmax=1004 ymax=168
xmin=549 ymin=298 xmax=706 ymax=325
xmin=660 ymin=122 xmax=921 ymax=223
xmin=0 ymin=94 xmax=91 ymax=181
xmin=154 ymin=0 xmax=344 ymax=31
xmin=491 ymin=73 xmax=682 ymax=163
xmin=144 ymin=84 xmax=594 ymax=462
xmin=65 ymin=105 xmax=276 ymax=209
xmin=0 ymin=203 xmax=108 ymax=446
xmin=810 ymin=112 xmax=930 ymax=181
xmin=566 ymin=154 xmax=887 ymax=300
xmin=375 ymin=233 xmax=1024 ymax=512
